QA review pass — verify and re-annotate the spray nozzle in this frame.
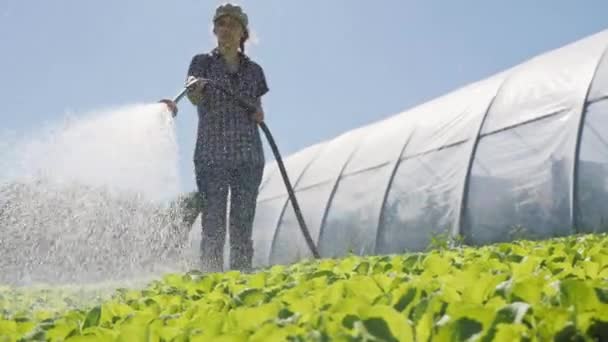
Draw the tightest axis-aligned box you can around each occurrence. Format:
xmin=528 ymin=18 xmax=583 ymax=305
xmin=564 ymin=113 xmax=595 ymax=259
xmin=158 ymin=77 xmax=208 ymax=117
xmin=185 ymin=76 xmax=203 ymax=89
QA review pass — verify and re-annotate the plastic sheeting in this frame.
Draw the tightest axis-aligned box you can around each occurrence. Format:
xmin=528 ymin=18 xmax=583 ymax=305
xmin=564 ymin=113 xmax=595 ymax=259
xmin=376 ymin=76 xmax=505 ymax=253
xmin=576 ymin=47 xmax=608 ymax=233
xmin=578 ymin=100 xmax=608 ymax=233
xmin=588 ymin=44 xmax=608 ymax=102
xmin=465 ymin=113 xmax=573 ymax=244
xmin=250 ymin=29 xmax=608 ymax=268
xmin=320 ymin=164 xmax=392 ymax=257
xmin=269 ymin=182 xmax=334 ymax=264
xmin=298 ymin=127 xmax=369 ymax=188
xmin=342 ymin=114 xmax=414 ymax=175
xmin=314 ymin=113 xmax=417 ymax=258
xmin=461 ymin=31 xmax=608 ymax=244
xmin=402 ymin=78 xmax=503 ymax=155
xmin=481 ymin=31 xmax=608 ymax=135
xmin=251 ymin=196 xmax=285 ymax=267
xmin=267 ymin=127 xmax=367 ymax=265
xmin=257 ymin=143 xmax=324 ymax=201
xmin=378 ymin=146 xmax=467 ymax=253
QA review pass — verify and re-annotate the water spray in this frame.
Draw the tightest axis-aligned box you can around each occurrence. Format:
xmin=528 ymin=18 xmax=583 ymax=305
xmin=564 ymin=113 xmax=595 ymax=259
xmin=0 ymin=102 xmax=192 ymax=285
xmin=159 ymin=78 xmax=321 ymax=259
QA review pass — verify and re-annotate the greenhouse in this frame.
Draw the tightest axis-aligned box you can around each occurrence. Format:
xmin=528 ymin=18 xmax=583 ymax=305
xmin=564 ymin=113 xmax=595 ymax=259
xmin=250 ymin=28 xmax=608 ymax=268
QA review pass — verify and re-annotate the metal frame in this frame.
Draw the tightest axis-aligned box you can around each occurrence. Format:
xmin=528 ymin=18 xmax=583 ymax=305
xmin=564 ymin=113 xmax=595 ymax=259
xmin=571 ymin=46 xmax=608 ymax=232
xmin=453 ymin=91 xmax=501 ymax=243
xmin=478 ymin=108 xmax=569 ymax=138
xmin=452 ymin=71 xmax=591 ymax=242
xmin=315 ymin=133 xmax=369 ymax=256
xmin=373 ymin=129 xmax=415 ymax=253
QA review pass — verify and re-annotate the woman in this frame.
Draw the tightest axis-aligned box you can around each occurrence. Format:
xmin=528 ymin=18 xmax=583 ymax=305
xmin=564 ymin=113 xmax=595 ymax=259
xmin=181 ymin=3 xmax=268 ymax=272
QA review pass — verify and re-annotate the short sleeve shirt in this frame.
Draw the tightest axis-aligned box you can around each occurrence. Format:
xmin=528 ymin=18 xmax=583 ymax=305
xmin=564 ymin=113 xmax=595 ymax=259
xmin=187 ymin=49 xmax=269 ymax=168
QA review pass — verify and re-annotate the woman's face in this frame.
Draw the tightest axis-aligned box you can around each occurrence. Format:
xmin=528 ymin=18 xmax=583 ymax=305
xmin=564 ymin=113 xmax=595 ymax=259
xmin=214 ymin=15 xmax=244 ymax=48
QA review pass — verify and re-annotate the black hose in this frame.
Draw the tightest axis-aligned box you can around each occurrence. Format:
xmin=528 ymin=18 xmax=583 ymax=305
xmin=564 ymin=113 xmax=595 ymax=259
xmin=257 ymin=121 xmax=321 ymax=258
xmin=204 ymin=82 xmax=321 ymax=259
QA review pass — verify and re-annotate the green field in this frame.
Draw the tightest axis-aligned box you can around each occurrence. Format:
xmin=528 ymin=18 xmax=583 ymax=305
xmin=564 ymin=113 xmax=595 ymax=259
xmin=1 ymin=233 xmax=608 ymax=341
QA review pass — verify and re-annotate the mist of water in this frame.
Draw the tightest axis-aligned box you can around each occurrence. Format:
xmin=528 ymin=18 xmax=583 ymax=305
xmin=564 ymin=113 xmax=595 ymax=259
xmin=0 ymin=103 xmax=200 ymax=287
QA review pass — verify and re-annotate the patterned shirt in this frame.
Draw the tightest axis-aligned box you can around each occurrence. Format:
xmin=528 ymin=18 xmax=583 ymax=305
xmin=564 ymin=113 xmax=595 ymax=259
xmin=187 ymin=48 xmax=269 ymax=168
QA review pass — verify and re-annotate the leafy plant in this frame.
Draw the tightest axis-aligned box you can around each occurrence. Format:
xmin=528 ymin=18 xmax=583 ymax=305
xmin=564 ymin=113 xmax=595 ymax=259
xmin=1 ymin=233 xmax=608 ymax=341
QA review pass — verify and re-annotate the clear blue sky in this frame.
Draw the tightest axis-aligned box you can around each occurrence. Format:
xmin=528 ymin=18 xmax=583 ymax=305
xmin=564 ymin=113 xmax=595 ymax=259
xmin=1 ymin=1 xmax=606 ymax=192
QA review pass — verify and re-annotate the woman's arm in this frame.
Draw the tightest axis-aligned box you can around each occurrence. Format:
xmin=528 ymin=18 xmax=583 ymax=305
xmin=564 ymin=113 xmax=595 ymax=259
xmin=185 ymin=55 xmax=208 ymax=106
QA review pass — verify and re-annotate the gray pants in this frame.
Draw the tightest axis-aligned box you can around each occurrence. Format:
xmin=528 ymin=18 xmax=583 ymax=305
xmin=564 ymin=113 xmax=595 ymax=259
xmin=194 ymin=161 xmax=263 ymax=272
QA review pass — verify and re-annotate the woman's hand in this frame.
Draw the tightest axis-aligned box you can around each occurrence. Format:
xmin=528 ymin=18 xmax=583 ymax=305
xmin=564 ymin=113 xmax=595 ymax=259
xmin=186 ymin=76 xmax=206 ymax=106
xmin=253 ymin=108 xmax=264 ymax=123
xmin=159 ymin=99 xmax=178 ymax=117
xmin=253 ymin=99 xmax=264 ymax=123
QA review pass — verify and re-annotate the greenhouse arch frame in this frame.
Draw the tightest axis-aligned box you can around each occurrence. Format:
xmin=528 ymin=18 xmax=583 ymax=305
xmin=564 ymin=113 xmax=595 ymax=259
xmin=250 ymin=29 xmax=608 ymax=268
